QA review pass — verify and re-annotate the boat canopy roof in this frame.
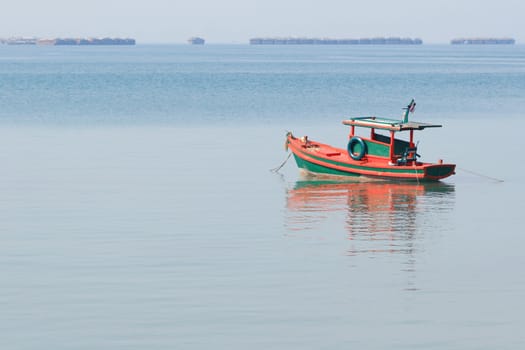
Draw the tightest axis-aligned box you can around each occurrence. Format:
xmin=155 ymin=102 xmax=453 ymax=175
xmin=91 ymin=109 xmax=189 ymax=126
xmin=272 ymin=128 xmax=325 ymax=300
xmin=342 ymin=116 xmax=442 ymax=131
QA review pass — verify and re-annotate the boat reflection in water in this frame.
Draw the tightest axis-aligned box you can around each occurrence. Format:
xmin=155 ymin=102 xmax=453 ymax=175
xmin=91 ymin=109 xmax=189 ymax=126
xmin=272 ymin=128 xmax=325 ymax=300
xmin=285 ymin=176 xmax=455 ymax=256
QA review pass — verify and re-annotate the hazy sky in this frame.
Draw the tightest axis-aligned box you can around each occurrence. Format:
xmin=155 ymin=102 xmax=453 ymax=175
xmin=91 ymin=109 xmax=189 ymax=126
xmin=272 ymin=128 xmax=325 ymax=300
xmin=1 ymin=0 xmax=523 ymax=43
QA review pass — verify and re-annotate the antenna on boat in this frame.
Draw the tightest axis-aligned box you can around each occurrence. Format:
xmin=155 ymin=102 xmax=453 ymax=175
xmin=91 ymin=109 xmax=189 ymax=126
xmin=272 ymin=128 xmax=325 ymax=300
xmin=402 ymin=99 xmax=416 ymax=123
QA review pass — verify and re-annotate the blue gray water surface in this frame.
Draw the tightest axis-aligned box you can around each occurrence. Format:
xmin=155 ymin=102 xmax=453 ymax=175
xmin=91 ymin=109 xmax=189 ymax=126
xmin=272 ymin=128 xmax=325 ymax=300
xmin=1 ymin=45 xmax=525 ymax=349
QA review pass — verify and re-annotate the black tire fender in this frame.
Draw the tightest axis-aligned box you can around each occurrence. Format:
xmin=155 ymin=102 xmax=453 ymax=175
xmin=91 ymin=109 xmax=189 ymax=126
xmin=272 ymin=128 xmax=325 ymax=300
xmin=347 ymin=137 xmax=367 ymax=161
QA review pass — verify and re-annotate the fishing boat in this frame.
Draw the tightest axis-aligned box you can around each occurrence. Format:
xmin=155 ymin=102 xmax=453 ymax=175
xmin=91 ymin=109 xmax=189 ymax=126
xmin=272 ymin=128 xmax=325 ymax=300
xmin=286 ymin=100 xmax=456 ymax=181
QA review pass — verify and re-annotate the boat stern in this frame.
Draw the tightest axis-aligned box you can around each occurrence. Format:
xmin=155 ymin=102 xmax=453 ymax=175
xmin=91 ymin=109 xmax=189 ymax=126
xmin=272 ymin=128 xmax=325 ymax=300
xmin=424 ymin=163 xmax=456 ymax=180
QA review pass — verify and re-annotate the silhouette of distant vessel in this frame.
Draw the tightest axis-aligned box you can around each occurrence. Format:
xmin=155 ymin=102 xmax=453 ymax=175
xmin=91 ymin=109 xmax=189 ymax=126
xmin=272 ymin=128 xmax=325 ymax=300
xmin=49 ymin=38 xmax=135 ymax=45
xmin=188 ymin=37 xmax=205 ymax=45
xmin=451 ymin=37 xmax=515 ymax=45
xmin=0 ymin=37 xmax=37 ymax=45
xmin=1 ymin=37 xmax=136 ymax=45
xmin=0 ymin=37 xmax=135 ymax=45
xmin=250 ymin=37 xmax=423 ymax=45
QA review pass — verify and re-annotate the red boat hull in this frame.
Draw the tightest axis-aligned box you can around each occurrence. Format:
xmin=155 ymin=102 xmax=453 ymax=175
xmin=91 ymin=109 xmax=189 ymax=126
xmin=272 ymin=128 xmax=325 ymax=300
xmin=287 ymin=134 xmax=455 ymax=181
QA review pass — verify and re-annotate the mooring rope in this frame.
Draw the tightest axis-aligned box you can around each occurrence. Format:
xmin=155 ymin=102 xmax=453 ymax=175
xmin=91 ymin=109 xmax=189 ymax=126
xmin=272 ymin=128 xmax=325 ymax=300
xmin=458 ymin=167 xmax=504 ymax=183
xmin=270 ymin=152 xmax=292 ymax=173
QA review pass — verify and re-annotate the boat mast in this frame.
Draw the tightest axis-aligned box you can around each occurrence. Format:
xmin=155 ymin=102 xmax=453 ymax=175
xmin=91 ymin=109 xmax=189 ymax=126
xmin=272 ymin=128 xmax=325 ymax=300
xmin=403 ymin=99 xmax=416 ymax=147
xmin=402 ymin=99 xmax=416 ymax=123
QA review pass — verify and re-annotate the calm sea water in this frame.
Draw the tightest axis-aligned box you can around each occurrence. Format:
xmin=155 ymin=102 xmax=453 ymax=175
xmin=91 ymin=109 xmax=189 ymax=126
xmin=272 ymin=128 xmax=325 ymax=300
xmin=1 ymin=44 xmax=525 ymax=349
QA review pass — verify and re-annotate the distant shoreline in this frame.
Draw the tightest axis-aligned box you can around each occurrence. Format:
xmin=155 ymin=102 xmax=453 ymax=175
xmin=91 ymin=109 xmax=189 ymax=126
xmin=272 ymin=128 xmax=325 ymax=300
xmin=1 ymin=40 xmax=522 ymax=46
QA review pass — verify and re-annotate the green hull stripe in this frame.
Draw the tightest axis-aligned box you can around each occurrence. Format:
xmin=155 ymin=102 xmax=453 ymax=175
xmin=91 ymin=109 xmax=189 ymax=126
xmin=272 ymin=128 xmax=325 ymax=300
xmin=294 ymin=154 xmax=361 ymax=177
xmin=296 ymin=149 xmax=425 ymax=175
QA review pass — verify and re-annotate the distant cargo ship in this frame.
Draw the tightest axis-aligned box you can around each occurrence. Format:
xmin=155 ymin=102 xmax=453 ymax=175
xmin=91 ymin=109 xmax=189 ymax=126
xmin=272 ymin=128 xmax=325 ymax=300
xmin=48 ymin=38 xmax=136 ymax=45
xmin=0 ymin=37 xmax=38 ymax=45
xmin=451 ymin=38 xmax=515 ymax=45
xmin=1 ymin=37 xmax=136 ymax=46
xmin=188 ymin=37 xmax=205 ymax=45
xmin=250 ymin=37 xmax=423 ymax=45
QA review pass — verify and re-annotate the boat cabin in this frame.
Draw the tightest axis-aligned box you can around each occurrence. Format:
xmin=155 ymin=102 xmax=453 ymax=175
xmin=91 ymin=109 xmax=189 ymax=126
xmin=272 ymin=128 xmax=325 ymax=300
xmin=342 ymin=116 xmax=442 ymax=165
